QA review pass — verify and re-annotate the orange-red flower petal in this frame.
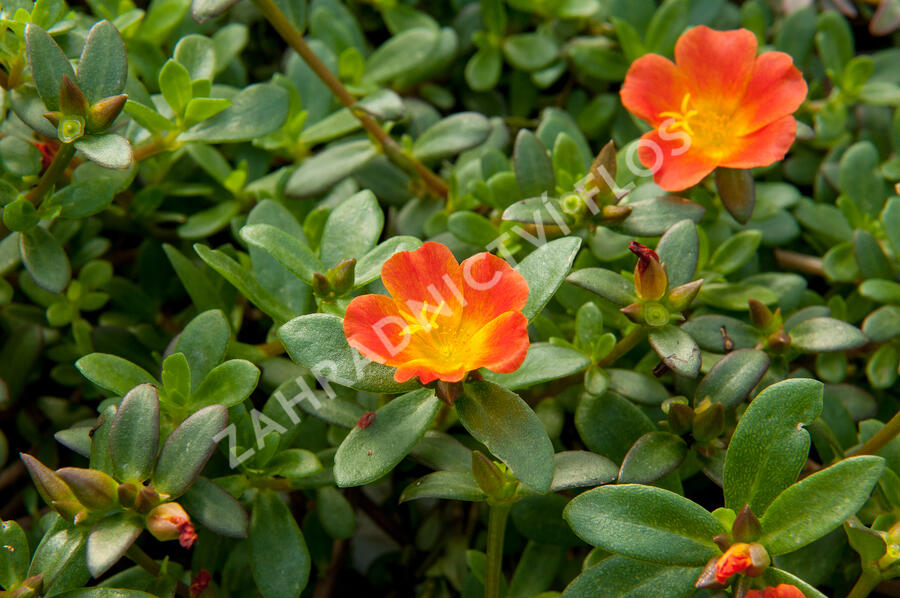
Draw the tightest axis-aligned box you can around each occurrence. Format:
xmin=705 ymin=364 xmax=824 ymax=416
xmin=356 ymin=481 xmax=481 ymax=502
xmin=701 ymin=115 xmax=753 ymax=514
xmin=620 ymin=25 xmax=808 ymax=192
xmin=746 ymin=585 xmax=806 ymax=598
xmin=343 ymin=242 xmax=530 ymax=384
xmin=715 ymin=542 xmax=753 ymax=583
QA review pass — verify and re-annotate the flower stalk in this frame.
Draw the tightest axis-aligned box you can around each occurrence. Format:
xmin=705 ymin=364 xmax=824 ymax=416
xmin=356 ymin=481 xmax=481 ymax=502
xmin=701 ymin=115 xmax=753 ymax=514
xmin=484 ymin=503 xmax=511 ymax=598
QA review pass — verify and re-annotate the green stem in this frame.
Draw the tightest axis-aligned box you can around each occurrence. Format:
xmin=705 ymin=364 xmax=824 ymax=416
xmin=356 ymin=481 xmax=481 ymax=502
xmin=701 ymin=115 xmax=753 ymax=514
xmin=597 ymin=326 xmax=648 ymax=367
xmin=251 ymin=0 xmax=449 ymax=199
xmin=853 ymin=409 xmax=900 ymax=457
xmin=25 ymin=142 xmax=76 ymax=205
xmin=484 ymin=503 xmax=510 ymax=598
xmin=847 ymin=568 xmax=882 ymax=598
xmin=126 ymin=544 xmax=191 ymax=598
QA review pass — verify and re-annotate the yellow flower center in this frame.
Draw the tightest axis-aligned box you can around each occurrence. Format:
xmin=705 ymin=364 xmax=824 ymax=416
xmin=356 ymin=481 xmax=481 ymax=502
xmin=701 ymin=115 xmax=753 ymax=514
xmin=400 ymin=301 xmax=446 ymax=337
xmin=659 ymin=93 xmax=698 ymax=137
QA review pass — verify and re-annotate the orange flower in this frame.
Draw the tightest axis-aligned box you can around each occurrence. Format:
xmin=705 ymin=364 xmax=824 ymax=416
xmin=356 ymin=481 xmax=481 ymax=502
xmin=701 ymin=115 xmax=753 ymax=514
xmin=620 ymin=26 xmax=807 ymax=191
xmin=343 ymin=242 xmax=529 ymax=384
xmin=147 ymin=502 xmax=197 ymax=549
xmin=715 ymin=542 xmax=753 ymax=583
xmin=746 ymin=584 xmax=805 ymax=598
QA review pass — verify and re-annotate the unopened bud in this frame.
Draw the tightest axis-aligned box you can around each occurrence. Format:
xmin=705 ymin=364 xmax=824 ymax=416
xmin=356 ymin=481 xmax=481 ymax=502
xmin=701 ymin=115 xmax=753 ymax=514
xmin=748 ymin=299 xmax=773 ymax=330
xmin=20 ymin=453 xmax=77 ymax=506
xmin=59 ymin=74 xmax=88 ymax=117
xmin=620 ymin=302 xmax=643 ymax=324
xmin=55 ymin=467 xmax=118 ymax=511
xmin=58 ymin=116 xmax=85 ymax=144
xmin=87 ymin=93 xmax=127 ymax=132
xmin=472 ymin=451 xmax=505 ymax=497
xmin=695 ymin=556 xmax=725 ymax=590
xmin=667 ymin=403 xmax=694 ymax=435
xmin=147 ymin=502 xmax=197 ymax=549
xmin=746 ymin=542 xmax=770 ymax=576
xmin=693 ymin=401 xmax=725 ymax=442
xmin=768 ymin=329 xmax=791 ymax=353
xmin=600 ymin=204 xmax=632 ymax=221
xmin=134 ymin=485 xmax=161 ymax=513
xmin=667 ymin=279 xmax=704 ymax=311
xmin=587 ymin=141 xmax=618 ymax=200
xmin=629 ymin=242 xmax=667 ymax=301
xmin=51 ymin=500 xmax=86 ymax=523
xmin=43 ymin=111 xmax=62 ymax=127
xmin=118 ymin=482 xmax=138 ymax=508
xmin=312 ymin=272 xmax=331 ymax=298
xmin=326 ymin=258 xmax=356 ymax=297
xmin=732 ymin=505 xmax=762 ymax=543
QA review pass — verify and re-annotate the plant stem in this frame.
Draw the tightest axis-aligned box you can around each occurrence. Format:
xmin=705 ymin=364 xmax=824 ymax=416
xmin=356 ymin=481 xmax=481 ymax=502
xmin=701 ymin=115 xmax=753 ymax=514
xmin=774 ymin=249 xmax=826 ymax=278
xmin=597 ymin=326 xmax=648 ymax=367
xmin=251 ymin=0 xmax=449 ymax=199
xmin=25 ymin=142 xmax=76 ymax=205
xmin=853 ymin=408 xmax=900 ymax=456
xmin=484 ymin=503 xmax=510 ymax=598
xmin=847 ymin=568 xmax=882 ymax=598
xmin=126 ymin=544 xmax=192 ymax=598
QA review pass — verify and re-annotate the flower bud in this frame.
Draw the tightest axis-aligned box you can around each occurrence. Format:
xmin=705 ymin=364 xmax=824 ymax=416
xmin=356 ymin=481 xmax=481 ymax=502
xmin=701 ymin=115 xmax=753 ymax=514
xmin=695 ymin=556 xmax=725 ymax=590
xmin=693 ymin=401 xmax=725 ymax=442
xmin=667 ymin=279 xmax=704 ymax=311
xmin=732 ymin=505 xmax=762 ymax=543
xmin=312 ymin=272 xmax=331 ymax=298
xmin=620 ymin=302 xmax=644 ymax=324
xmin=629 ymin=242 xmax=667 ymax=301
xmin=58 ymin=75 xmax=89 ymax=117
xmin=43 ymin=111 xmax=62 ymax=127
xmin=767 ymin=330 xmax=791 ymax=353
xmin=600 ymin=204 xmax=632 ymax=222
xmin=118 ymin=483 xmax=138 ymax=508
xmin=326 ymin=258 xmax=356 ymax=297
xmin=147 ymin=502 xmax=197 ymax=549
xmin=667 ymin=402 xmax=694 ymax=435
xmin=55 ymin=467 xmax=118 ymax=511
xmin=587 ymin=140 xmax=618 ymax=201
xmin=134 ymin=485 xmax=161 ymax=514
xmin=748 ymin=298 xmax=774 ymax=330
xmin=715 ymin=542 xmax=753 ymax=583
xmin=87 ymin=93 xmax=127 ymax=132
xmin=57 ymin=116 xmax=85 ymax=144
xmin=745 ymin=542 xmax=771 ymax=576
xmin=20 ymin=453 xmax=78 ymax=506
xmin=472 ymin=451 xmax=505 ymax=497
xmin=51 ymin=500 xmax=87 ymax=524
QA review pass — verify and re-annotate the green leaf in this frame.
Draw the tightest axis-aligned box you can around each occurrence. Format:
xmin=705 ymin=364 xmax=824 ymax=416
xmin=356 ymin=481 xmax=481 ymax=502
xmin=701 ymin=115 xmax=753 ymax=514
xmin=840 ymin=141 xmax=885 ymax=216
xmin=20 ymin=226 xmax=71 ymax=293
xmin=267 ymin=449 xmax=322 ymax=478
xmin=566 ymin=268 xmax=636 ymax=306
xmin=507 ymin=542 xmax=564 ymax=598
xmin=863 ymin=305 xmax=900 ymax=342
xmin=55 ymin=590 xmax=158 ymax=598
xmin=708 ymin=230 xmax=763 ymax=275
xmin=180 ymin=476 xmax=248 ymax=538
xmin=619 ymin=197 xmax=705 ymax=237
xmin=159 ymin=59 xmax=192 ymax=116
xmin=279 ymin=314 xmax=417 ymax=393
xmin=561 ymin=555 xmax=701 ymax=598
xmin=241 ymin=223 xmax=321 ymax=285
xmin=76 ymin=353 xmax=156 ymax=396
xmin=25 ymin=23 xmax=75 ymax=111
xmin=191 ymin=0 xmax=241 ymax=23
xmin=85 ymin=513 xmax=143 ymax=577
xmin=317 ymin=486 xmax=356 ymax=539
xmin=190 ymin=359 xmax=259 ymax=408
xmin=715 ymin=167 xmax=756 ymax=225
xmin=695 ymin=349 xmax=769 ymax=408
xmin=177 ymin=200 xmax=242 ymax=240
xmin=516 ymin=236 xmax=582 ymax=320
xmin=482 ymin=343 xmax=590 ymax=389
xmin=789 ymin=317 xmax=867 ymax=353
xmin=179 ymin=83 xmax=289 ymax=143
xmin=250 ymin=492 xmax=310 ymax=598
xmin=334 ymin=388 xmax=440 ymax=486
xmin=514 ymin=130 xmax=555 ymax=198
xmin=606 ymin=369 xmax=668 ymax=406
xmin=183 ymin=97 xmax=231 ymax=127
xmin=152 ymin=405 xmax=228 ymax=497
xmin=319 ymin=190 xmax=384 ymax=269
xmin=854 ymin=228 xmax=893 ymax=280
xmin=648 ymin=325 xmax=700 ymax=378
xmin=511 ymin=495 xmax=581 ymax=546
xmin=502 ymin=33 xmax=559 ymax=71
xmin=173 ymin=34 xmax=215 ymax=81
xmin=109 ymin=384 xmax=159 ymax=483
xmin=724 ymin=379 xmax=823 ymax=514
xmin=175 ymin=309 xmax=230 ymax=389
xmin=759 ymin=456 xmax=885 ymax=555
xmin=644 ymin=0 xmax=689 ymax=55
xmin=285 ymin=140 xmax=378 ymax=198
xmin=28 ymin=518 xmax=90 ymax=594
xmin=363 ymin=27 xmax=440 ymax=84
xmin=563 ymin=484 xmax=724 ymax=566
xmin=194 ymin=244 xmax=295 ymax=325
xmin=656 ymin=219 xmax=698 ymax=288
xmin=761 ymin=568 xmax=828 ymax=598
xmin=859 ymin=279 xmax=900 ymax=304
xmin=45 ymin=178 xmax=116 ymax=219
xmin=456 ymin=380 xmax=554 ymax=492
xmin=0 ymin=520 xmax=29 ymax=590
xmin=124 ymin=100 xmax=175 ymax=134
xmin=550 ymin=450 xmax=618 ymax=492
xmin=575 ymin=392 xmax=655 ymax=463
xmin=465 ymin=47 xmax=502 ymax=91
xmin=74 ymin=134 xmax=133 ymax=170
xmin=77 ymin=20 xmax=127 ymax=104
xmin=618 ymin=432 xmax=687 ymax=484
xmin=400 ymin=470 xmax=486 ymax=502
xmin=412 ymin=112 xmax=492 ymax=161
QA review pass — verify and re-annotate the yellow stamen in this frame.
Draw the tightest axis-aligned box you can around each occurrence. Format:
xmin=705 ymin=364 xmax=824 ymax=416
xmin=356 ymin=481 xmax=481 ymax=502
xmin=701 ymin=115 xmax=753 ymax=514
xmin=659 ymin=93 xmax=698 ymax=137
xmin=400 ymin=301 xmax=446 ymax=336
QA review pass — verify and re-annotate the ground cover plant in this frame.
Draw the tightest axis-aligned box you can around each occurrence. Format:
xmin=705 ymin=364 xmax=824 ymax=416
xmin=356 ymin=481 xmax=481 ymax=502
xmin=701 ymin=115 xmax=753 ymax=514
xmin=2 ymin=0 xmax=900 ymax=596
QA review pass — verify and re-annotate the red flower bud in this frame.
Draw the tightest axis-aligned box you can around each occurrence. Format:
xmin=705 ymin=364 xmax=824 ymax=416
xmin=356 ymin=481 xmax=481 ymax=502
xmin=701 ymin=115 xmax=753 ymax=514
xmin=147 ymin=502 xmax=197 ymax=549
xmin=629 ymin=242 xmax=667 ymax=301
